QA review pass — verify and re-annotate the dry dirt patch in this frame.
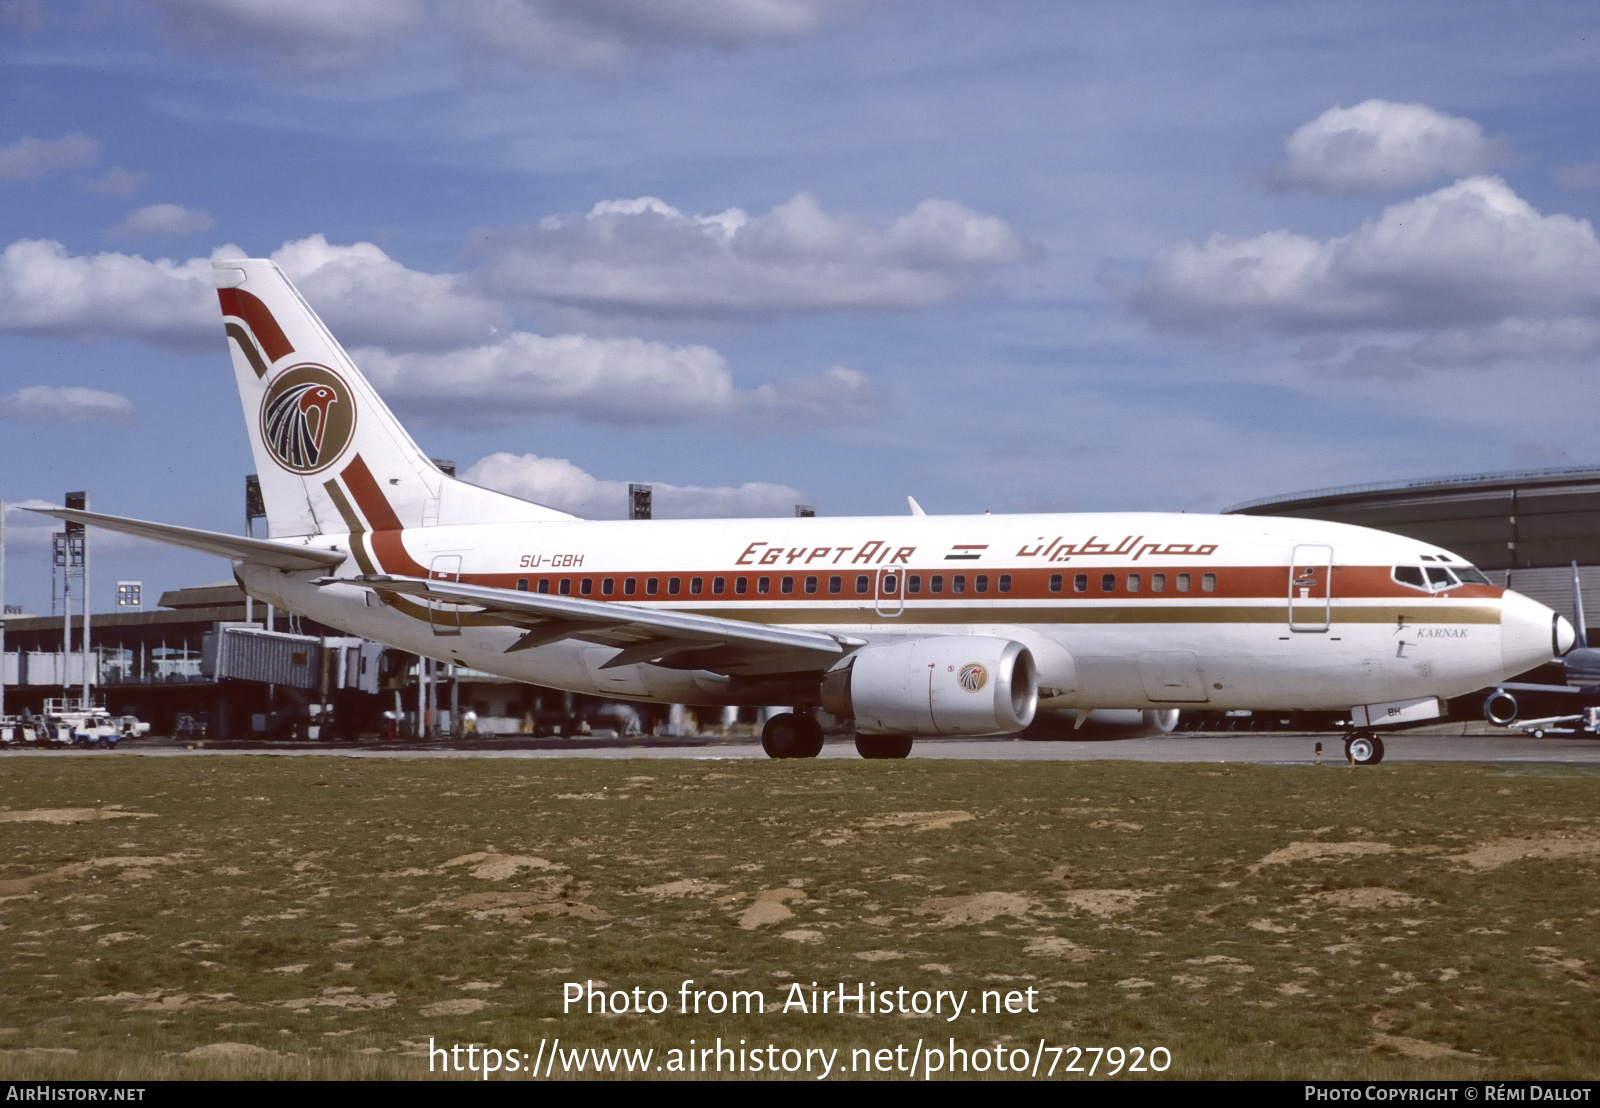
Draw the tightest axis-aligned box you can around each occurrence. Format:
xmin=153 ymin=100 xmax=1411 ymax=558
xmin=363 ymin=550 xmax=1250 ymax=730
xmin=0 ymin=808 xmax=155 ymax=824
xmin=449 ymin=883 xmax=609 ymax=922
xmin=1023 ymin=936 xmax=1093 ymax=960
xmin=1056 ymin=889 xmax=1150 ymax=917
xmin=737 ymin=889 xmax=807 ymax=929
xmin=1372 ymin=1032 xmax=1473 ymax=1060
xmin=639 ymin=878 xmax=724 ymax=899
xmin=861 ymin=811 xmax=974 ymax=832
xmin=0 ymin=855 xmax=181 ymax=896
xmin=1250 ymin=841 xmax=1394 ymax=871
xmin=440 ymin=853 xmax=561 ymax=881
xmin=183 ymin=1043 xmax=280 ymax=1060
xmin=1449 ymin=834 xmax=1600 ymax=871
xmin=917 ymin=892 xmax=1029 ymax=925
xmin=420 ymin=998 xmax=491 ymax=1017
xmin=1303 ymin=888 xmax=1427 ymax=909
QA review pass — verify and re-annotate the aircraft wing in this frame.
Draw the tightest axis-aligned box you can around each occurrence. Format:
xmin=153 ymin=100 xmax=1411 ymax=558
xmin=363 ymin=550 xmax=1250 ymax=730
xmin=324 ymin=573 xmax=859 ymax=672
xmin=29 ymin=507 xmax=347 ymax=572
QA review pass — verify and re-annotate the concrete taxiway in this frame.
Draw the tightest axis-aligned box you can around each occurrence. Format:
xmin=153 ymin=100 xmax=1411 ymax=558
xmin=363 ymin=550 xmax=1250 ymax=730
xmin=8 ymin=725 xmax=1600 ymax=765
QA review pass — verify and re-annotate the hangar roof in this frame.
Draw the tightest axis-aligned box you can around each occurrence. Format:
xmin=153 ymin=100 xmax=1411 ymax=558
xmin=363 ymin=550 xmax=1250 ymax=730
xmin=1224 ymin=466 xmax=1600 ymax=572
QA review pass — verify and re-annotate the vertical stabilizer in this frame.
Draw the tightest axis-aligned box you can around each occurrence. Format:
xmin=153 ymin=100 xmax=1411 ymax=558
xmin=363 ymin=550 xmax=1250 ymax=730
xmin=211 ymin=259 xmax=572 ymax=539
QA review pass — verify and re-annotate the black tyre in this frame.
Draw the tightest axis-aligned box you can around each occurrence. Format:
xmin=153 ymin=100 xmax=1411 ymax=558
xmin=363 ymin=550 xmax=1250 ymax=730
xmin=855 ymin=733 xmax=913 ymax=759
xmin=1345 ymin=733 xmax=1384 ymax=765
xmin=761 ymin=712 xmax=824 ymax=759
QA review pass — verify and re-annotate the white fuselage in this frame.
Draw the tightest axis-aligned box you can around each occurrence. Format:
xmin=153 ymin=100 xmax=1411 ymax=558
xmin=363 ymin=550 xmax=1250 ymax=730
xmin=237 ymin=510 xmax=1560 ymax=714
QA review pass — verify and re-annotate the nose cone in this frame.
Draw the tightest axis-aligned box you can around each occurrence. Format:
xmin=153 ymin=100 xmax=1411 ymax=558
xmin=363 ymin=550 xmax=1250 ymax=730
xmin=1500 ymin=589 xmax=1570 ymax=675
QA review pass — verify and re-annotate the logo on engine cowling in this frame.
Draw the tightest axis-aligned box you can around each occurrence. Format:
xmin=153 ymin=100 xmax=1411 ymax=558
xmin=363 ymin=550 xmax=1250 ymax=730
xmin=260 ymin=364 xmax=356 ymax=475
xmin=957 ymin=663 xmax=988 ymax=692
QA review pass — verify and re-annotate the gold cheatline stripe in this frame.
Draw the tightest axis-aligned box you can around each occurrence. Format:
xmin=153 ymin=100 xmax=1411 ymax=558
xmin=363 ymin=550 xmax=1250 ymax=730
xmin=226 ymin=323 xmax=270 ymax=380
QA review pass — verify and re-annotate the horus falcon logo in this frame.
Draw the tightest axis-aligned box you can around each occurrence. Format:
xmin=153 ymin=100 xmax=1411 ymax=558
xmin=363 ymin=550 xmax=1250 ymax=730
xmin=957 ymin=663 xmax=988 ymax=692
xmin=260 ymin=364 xmax=356 ymax=474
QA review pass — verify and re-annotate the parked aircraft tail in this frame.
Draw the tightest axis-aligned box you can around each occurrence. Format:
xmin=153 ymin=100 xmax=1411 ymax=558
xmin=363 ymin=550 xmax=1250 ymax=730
xmin=211 ymin=258 xmax=571 ymax=539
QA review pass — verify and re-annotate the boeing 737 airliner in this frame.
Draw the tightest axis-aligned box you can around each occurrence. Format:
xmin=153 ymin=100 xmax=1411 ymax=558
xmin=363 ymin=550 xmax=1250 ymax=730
xmin=38 ymin=259 xmax=1575 ymax=762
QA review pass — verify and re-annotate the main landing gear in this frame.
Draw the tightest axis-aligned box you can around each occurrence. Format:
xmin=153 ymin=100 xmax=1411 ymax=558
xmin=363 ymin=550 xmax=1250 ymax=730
xmin=854 ymin=733 xmax=913 ymax=759
xmin=761 ymin=712 xmax=824 ymax=759
xmin=1344 ymin=731 xmax=1385 ymax=766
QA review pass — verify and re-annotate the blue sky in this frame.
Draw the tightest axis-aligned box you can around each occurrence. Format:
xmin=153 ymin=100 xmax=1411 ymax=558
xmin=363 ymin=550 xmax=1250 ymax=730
xmin=3 ymin=0 xmax=1600 ymax=614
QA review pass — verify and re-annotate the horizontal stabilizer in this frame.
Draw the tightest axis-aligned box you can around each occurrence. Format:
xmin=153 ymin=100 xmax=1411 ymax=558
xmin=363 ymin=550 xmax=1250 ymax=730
xmin=30 ymin=507 xmax=346 ymax=572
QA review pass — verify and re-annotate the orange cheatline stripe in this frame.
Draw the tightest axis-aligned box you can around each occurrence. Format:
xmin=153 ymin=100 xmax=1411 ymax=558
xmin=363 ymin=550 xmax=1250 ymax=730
xmin=217 ymin=288 xmax=293 ymax=364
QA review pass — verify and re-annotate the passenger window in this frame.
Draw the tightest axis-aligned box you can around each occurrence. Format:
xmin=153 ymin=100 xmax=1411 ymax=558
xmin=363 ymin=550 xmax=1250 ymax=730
xmin=1202 ymin=572 xmax=1216 ymax=593
xmin=804 ymin=576 xmax=817 ymax=594
xmin=1393 ymin=566 xmax=1426 ymax=589
xmin=712 ymin=577 xmax=725 ymax=594
xmin=855 ymin=575 xmax=870 ymax=594
xmin=952 ymin=575 xmax=966 ymax=594
xmin=516 ymin=578 xmax=528 ymax=591
xmin=1152 ymin=573 xmax=1165 ymax=592
xmin=691 ymin=578 xmax=703 ymax=595
xmin=580 ymin=578 xmax=592 ymax=595
xmin=882 ymin=574 xmax=898 ymax=594
xmin=930 ymin=575 xmax=944 ymax=594
xmin=668 ymin=578 xmax=680 ymax=595
xmin=781 ymin=576 xmax=794 ymax=594
xmin=537 ymin=579 xmax=549 ymax=594
xmin=829 ymin=576 xmax=842 ymax=594
xmin=1127 ymin=573 xmax=1140 ymax=593
xmin=559 ymin=579 xmax=571 ymax=595
xmin=1176 ymin=573 xmax=1190 ymax=592
xmin=756 ymin=577 xmax=769 ymax=594
xmin=1049 ymin=574 xmax=1062 ymax=593
xmin=975 ymin=574 xmax=988 ymax=593
xmin=646 ymin=578 xmax=658 ymax=595
xmin=624 ymin=578 xmax=636 ymax=595
xmin=735 ymin=577 xmax=747 ymax=594
xmin=907 ymin=575 xmax=921 ymax=594
xmin=998 ymin=574 xmax=1011 ymax=593
xmin=1074 ymin=574 xmax=1087 ymax=593
xmin=1101 ymin=573 xmax=1115 ymax=592
xmin=602 ymin=578 xmax=614 ymax=595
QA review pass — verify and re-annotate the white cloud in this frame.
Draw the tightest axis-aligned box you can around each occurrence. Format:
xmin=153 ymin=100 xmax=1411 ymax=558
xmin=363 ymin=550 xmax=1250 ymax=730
xmin=0 ymin=385 xmax=138 ymax=425
xmin=0 ymin=133 xmax=98 ymax=183
xmin=150 ymin=0 xmax=424 ymax=67
xmin=242 ymin=234 xmax=509 ymax=351
xmin=356 ymin=333 xmax=734 ymax=424
xmin=1271 ymin=100 xmax=1502 ymax=194
xmin=463 ymin=452 xmax=807 ymax=519
xmin=471 ymin=192 xmax=1031 ymax=320
xmin=81 ymin=167 xmax=150 ymax=197
xmin=356 ymin=333 xmax=879 ymax=428
xmin=445 ymin=0 xmax=859 ymax=70
xmin=112 ymin=203 xmax=215 ymax=237
xmin=1127 ymin=177 xmax=1600 ymax=365
xmin=0 ymin=239 xmax=216 ymax=348
xmin=738 ymin=364 xmax=880 ymax=427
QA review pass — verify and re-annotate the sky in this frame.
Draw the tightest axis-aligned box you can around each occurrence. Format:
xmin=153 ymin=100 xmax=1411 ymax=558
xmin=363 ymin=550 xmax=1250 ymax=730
xmin=3 ymin=0 xmax=1600 ymax=615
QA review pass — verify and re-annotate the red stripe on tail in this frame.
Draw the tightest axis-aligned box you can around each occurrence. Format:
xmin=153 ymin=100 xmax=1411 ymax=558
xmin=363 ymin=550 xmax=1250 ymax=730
xmin=340 ymin=454 xmax=427 ymax=576
xmin=218 ymin=288 xmax=294 ymax=364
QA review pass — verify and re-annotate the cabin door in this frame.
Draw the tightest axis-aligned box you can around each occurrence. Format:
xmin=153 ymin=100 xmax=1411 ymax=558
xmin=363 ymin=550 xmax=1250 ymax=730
xmin=875 ymin=567 xmax=904 ymax=617
xmin=1288 ymin=545 xmax=1333 ymax=633
xmin=428 ymin=554 xmax=463 ymax=636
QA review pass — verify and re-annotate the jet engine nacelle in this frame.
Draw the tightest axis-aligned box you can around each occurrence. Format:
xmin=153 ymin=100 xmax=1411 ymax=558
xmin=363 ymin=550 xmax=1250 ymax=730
xmin=1482 ymin=690 xmax=1519 ymax=726
xmin=821 ymin=635 xmax=1038 ymax=736
xmin=1022 ymin=707 xmax=1180 ymax=740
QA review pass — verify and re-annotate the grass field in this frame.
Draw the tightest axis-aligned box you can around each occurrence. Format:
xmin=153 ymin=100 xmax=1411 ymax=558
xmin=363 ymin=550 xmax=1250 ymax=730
xmin=0 ymin=752 xmax=1595 ymax=1081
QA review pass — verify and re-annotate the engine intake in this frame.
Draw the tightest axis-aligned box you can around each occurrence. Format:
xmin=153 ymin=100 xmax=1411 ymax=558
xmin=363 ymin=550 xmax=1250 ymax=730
xmin=822 ymin=635 xmax=1037 ymax=736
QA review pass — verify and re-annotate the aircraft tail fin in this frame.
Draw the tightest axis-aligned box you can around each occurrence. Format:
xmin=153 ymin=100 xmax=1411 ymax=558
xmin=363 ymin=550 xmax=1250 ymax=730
xmin=211 ymin=259 xmax=573 ymax=539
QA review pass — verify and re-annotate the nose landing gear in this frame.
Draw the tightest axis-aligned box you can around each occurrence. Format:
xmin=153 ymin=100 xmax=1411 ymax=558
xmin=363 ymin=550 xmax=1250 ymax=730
xmin=1344 ymin=731 xmax=1385 ymax=765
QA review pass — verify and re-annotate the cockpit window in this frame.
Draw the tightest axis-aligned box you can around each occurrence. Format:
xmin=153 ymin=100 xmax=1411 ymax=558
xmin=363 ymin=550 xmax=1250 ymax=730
xmin=1393 ymin=566 xmax=1426 ymax=589
xmin=1395 ymin=564 xmax=1484 ymax=591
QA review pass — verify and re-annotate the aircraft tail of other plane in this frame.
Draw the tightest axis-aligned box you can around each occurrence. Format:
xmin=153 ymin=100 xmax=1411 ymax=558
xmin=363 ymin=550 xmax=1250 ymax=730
xmin=211 ymin=259 xmax=572 ymax=539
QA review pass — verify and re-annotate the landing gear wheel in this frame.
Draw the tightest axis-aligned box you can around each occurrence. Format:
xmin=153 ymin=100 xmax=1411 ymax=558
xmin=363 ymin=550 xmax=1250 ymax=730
xmin=1345 ymin=732 xmax=1384 ymax=765
xmin=761 ymin=712 xmax=824 ymax=759
xmin=855 ymin=733 xmax=913 ymax=759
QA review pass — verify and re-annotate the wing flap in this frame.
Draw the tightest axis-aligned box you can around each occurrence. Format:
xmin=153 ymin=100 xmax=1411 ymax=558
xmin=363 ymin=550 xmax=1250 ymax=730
xmin=325 ymin=573 xmax=851 ymax=666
